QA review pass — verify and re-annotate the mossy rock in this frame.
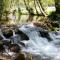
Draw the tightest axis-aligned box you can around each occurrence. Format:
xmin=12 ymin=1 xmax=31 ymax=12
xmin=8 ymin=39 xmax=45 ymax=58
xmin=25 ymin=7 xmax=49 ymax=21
xmin=15 ymin=53 xmax=25 ymax=60
xmin=15 ymin=29 xmax=29 ymax=40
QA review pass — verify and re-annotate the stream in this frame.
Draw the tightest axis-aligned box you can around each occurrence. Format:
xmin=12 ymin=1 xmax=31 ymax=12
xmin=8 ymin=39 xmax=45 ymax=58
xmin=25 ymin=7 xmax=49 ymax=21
xmin=0 ymin=15 xmax=60 ymax=60
xmin=18 ymin=24 xmax=60 ymax=60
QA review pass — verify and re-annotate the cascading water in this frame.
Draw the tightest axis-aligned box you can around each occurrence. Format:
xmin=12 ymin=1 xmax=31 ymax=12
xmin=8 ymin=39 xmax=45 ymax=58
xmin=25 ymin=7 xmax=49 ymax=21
xmin=18 ymin=24 xmax=60 ymax=60
xmin=0 ymin=24 xmax=60 ymax=60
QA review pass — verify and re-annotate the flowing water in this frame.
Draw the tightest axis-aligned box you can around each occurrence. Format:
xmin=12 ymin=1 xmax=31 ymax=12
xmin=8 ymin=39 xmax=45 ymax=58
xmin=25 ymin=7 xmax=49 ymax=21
xmin=18 ymin=24 xmax=60 ymax=60
xmin=0 ymin=15 xmax=60 ymax=60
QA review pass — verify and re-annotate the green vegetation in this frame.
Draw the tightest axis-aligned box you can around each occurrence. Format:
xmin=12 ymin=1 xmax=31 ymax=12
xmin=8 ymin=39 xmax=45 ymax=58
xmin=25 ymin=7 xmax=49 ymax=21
xmin=0 ymin=0 xmax=59 ymax=19
xmin=41 ymin=0 xmax=55 ymax=7
xmin=0 ymin=0 xmax=60 ymax=60
xmin=0 ymin=0 xmax=56 ymax=19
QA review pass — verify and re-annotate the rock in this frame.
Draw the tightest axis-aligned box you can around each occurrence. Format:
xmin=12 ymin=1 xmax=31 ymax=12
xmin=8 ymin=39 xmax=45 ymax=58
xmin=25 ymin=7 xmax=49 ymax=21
xmin=2 ymin=29 xmax=13 ymax=38
xmin=0 ymin=40 xmax=11 ymax=53
xmin=15 ymin=53 xmax=25 ymax=60
xmin=0 ymin=56 xmax=12 ymax=60
xmin=39 ymin=31 xmax=52 ymax=41
xmin=32 ymin=21 xmax=60 ymax=30
xmin=0 ymin=36 xmax=3 ymax=40
xmin=33 ymin=22 xmax=49 ymax=30
xmin=15 ymin=29 xmax=29 ymax=40
xmin=9 ymin=44 xmax=21 ymax=53
xmin=19 ymin=42 xmax=25 ymax=47
xmin=0 ymin=41 xmax=4 ymax=52
xmin=2 ymin=40 xmax=11 ymax=46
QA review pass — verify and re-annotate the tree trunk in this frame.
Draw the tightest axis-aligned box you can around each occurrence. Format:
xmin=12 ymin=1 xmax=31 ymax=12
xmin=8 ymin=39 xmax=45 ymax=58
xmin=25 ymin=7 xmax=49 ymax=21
xmin=27 ymin=0 xmax=34 ymax=15
xmin=36 ymin=0 xmax=47 ymax=16
xmin=34 ymin=0 xmax=39 ymax=15
xmin=23 ymin=0 xmax=29 ymax=13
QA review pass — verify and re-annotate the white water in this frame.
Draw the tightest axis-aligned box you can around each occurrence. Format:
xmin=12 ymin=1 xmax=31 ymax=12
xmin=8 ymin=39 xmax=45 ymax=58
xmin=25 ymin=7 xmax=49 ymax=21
xmin=0 ymin=24 xmax=60 ymax=60
xmin=18 ymin=24 xmax=60 ymax=60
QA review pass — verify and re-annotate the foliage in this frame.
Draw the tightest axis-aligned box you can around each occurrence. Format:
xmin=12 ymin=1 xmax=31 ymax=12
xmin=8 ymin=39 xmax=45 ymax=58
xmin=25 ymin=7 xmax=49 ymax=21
xmin=41 ymin=0 xmax=55 ymax=7
xmin=0 ymin=0 xmax=55 ymax=17
xmin=48 ymin=12 xmax=60 ymax=20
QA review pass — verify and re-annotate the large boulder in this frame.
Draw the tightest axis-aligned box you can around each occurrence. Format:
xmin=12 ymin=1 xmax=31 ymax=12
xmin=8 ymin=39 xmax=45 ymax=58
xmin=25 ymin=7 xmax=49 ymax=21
xmin=15 ymin=29 xmax=29 ymax=40
xmin=39 ymin=31 xmax=52 ymax=42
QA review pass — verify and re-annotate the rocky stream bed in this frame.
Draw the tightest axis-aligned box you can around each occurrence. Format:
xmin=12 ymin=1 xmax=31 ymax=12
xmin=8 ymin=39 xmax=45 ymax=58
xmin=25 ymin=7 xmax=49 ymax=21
xmin=0 ymin=22 xmax=60 ymax=60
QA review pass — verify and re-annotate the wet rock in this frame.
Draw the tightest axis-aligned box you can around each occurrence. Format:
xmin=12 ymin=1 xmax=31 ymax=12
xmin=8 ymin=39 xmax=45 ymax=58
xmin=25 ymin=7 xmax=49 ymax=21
xmin=0 ymin=40 xmax=11 ymax=52
xmin=2 ymin=29 xmax=13 ymax=38
xmin=33 ymin=22 xmax=49 ymax=30
xmin=0 ymin=41 xmax=4 ymax=52
xmin=19 ymin=42 xmax=25 ymax=47
xmin=0 ymin=36 xmax=3 ymax=40
xmin=15 ymin=29 xmax=29 ymax=40
xmin=2 ymin=40 xmax=11 ymax=46
xmin=9 ymin=44 xmax=21 ymax=53
xmin=33 ymin=21 xmax=60 ymax=30
xmin=39 ymin=31 xmax=48 ymax=37
xmin=15 ymin=53 xmax=25 ymax=60
xmin=39 ymin=31 xmax=52 ymax=41
xmin=0 ymin=55 xmax=12 ymax=60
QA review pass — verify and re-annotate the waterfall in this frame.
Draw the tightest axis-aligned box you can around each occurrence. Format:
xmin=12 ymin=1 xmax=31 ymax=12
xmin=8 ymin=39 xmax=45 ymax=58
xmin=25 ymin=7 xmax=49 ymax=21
xmin=10 ymin=30 xmax=21 ymax=44
xmin=0 ymin=24 xmax=60 ymax=60
xmin=18 ymin=24 xmax=60 ymax=60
